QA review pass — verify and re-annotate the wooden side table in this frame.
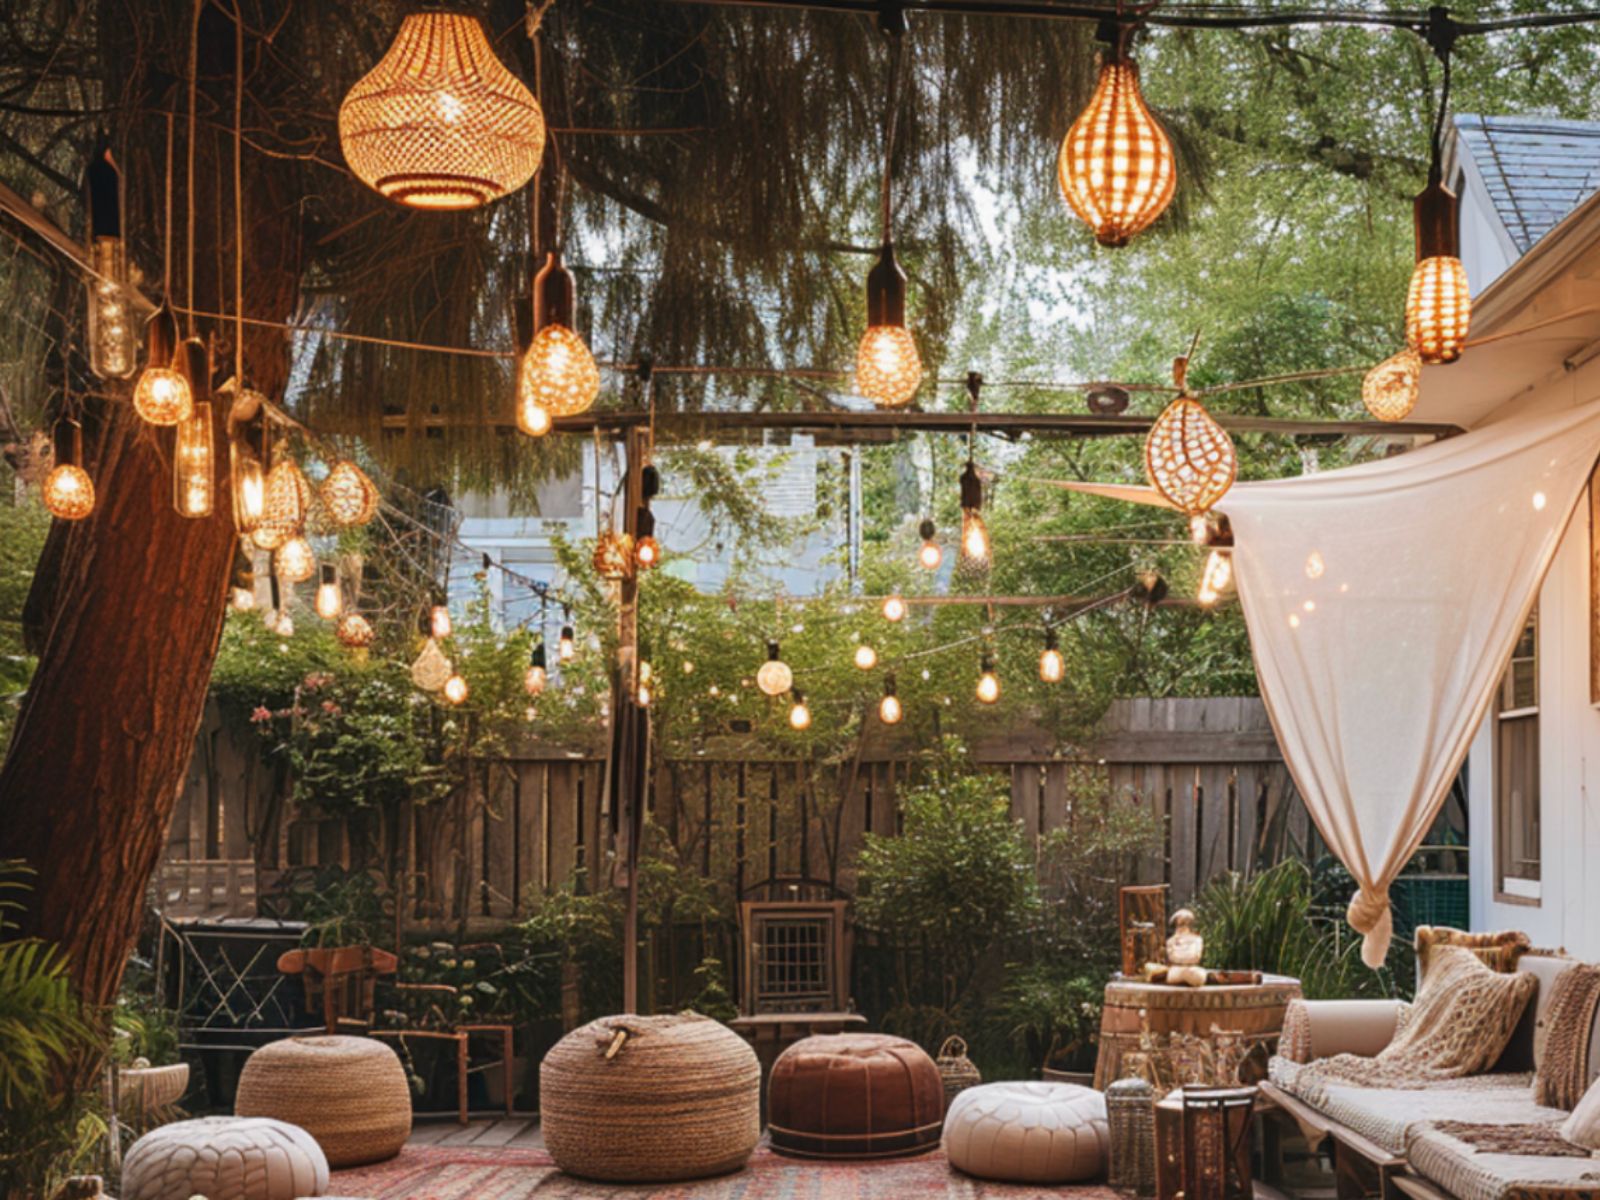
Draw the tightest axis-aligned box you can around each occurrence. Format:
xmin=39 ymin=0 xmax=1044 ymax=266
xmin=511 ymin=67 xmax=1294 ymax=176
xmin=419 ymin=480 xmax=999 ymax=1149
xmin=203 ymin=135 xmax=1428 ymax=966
xmin=1094 ymin=974 xmax=1301 ymax=1089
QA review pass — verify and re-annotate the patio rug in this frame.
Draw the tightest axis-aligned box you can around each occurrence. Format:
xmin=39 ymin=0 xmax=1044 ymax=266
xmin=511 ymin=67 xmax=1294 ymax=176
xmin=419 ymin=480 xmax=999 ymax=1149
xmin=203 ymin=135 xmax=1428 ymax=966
xmin=328 ymin=1143 xmax=1123 ymax=1198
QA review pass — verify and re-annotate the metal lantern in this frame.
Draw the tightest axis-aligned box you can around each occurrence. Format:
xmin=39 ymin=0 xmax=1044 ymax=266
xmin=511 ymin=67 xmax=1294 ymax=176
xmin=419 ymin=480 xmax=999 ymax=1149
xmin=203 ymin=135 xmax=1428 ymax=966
xmin=856 ymin=243 xmax=922 ymax=409
xmin=1106 ymin=1077 xmax=1157 ymax=1195
xmin=320 ymin=458 xmax=379 ymax=526
xmin=518 ymin=252 xmax=600 ymax=419
xmin=1144 ymin=396 xmax=1237 ymax=516
xmin=42 ymin=420 xmax=94 ymax=521
xmin=1363 ymin=347 xmax=1422 ymax=422
xmin=1058 ymin=43 xmax=1176 ymax=248
xmin=254 ymin=459 xmax=311 ymax=551
xmin=338 ymin=11 xmax=546 ymax=210
xmin=756 ymin=641 xmax=793 ymax=696
xmin=1406 ymin=175 xmax=1471 ymax=364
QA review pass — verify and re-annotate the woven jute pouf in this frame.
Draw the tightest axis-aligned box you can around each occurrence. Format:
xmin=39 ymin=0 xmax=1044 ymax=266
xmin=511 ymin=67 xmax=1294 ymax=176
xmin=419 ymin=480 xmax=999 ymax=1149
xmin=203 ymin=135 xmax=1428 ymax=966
xmin=767 ymin=1033 xmax=944 ymax=1159
xmin=235 ymin=1035 xmax=411 ymax=1167
xmin=540 ymin=1012 xmax=759 ymax=1182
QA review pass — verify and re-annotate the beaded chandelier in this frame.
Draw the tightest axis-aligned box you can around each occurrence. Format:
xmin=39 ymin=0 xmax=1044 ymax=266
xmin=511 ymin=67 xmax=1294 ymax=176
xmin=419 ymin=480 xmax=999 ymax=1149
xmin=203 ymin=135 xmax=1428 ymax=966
xmin=339 ymin=11 xmax=546 ymax=211
xmin=1058 ymin=37 xmax=1176 ymax=248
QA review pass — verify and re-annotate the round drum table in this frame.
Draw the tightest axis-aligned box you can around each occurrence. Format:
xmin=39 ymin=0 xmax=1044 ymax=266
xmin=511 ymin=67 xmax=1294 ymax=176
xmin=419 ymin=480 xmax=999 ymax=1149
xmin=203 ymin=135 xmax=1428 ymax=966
xmin=1092 ymin=973 xmax=1301 ymax=1089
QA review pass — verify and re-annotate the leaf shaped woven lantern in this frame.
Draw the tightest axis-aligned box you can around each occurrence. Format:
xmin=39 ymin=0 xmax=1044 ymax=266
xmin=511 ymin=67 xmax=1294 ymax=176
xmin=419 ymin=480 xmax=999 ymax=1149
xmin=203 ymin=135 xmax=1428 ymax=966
xmin=1363 ymin=348 xmax=1422 ymax=422
xmin=253 ymin=459 xmax=312 ymax=551
xmin=1144 ymin=359 xmax=1237 ymax=516
xmin=339 ymin=11 xmax=546 ymax=211
xmin=1058 ymin=25 xmax=1175 ymax=248
xmin=411 ymin=636 xmax=453 ymax=692
xmin=320 ymin=459 xmax=380 ymax=526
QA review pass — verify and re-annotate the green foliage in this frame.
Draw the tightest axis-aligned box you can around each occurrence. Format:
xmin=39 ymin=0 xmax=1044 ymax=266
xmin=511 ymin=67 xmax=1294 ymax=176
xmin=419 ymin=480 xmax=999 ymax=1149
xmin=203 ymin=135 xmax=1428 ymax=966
xmin=998 ymin=965 xmax=1105 ymax=1075
xmin=687 ymin=956 xmax=738 ymax=1024
xmin=0 ymin=498 xmax=46 ymax=749
xmin=280 ymin=866 xmax=393 ymax=949
xmin=1193 ymin=860 xmax=1396 ymax=1000
xmin=392 ymin=938 xmax=560 ymax=1027
xmin=110 ymin=990 xmax=180 ymax=1068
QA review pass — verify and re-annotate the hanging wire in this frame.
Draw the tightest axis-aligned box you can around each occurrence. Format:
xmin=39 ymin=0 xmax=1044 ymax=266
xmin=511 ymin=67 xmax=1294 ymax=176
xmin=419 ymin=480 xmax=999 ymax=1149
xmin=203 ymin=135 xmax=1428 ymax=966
xmin=185 ymin=0 xmax=202 ymax=335
xmin=879 ymin=16 xmax=906 ymax=244
xmin=233 ymin=0 xmax=245 ymax=388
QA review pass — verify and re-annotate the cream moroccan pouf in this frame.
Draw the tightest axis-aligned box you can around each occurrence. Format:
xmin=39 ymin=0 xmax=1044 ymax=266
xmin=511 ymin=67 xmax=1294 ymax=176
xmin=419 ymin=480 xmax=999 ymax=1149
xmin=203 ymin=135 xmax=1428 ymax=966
xmin=236 ymin=1035 xmax=411 ymax=1167
xmin=942 ymin=1081 xmax=1110 ymax=1183
xmin=122 ymin=1116 xmax=328 ymax=1200
xmin=541 ymin=1013 xmax=760 ymax=1182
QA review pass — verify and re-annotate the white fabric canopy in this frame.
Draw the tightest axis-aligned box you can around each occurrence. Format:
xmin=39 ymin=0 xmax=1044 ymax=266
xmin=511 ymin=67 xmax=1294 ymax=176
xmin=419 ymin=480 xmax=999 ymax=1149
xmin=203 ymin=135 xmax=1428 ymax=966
xmin=1039 ymin=398 xmax=1600 ymax=966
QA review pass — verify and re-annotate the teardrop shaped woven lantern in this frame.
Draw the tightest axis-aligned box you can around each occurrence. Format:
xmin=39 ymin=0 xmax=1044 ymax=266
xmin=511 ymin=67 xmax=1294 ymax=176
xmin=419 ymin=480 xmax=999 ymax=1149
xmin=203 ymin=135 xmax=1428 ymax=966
xmin=339 ymin=11 xmax=546 ymax=211
xmin=252 ymin=459 xmax=312 ymax=551
xmin=518 ymin=252 xmax=600 ymax=419
xmin=1058 ymin=49 xmax=1176 ymax=248
xmin=1363 ymin=348 xmax=1422 ymax=422
xmin=411 ymin=636 xmax=453 ymax=692
xmin=320 ymin=458 xmax=380 ymax=526
xmin=1144 ymin=396 xmax=1237 ymax=516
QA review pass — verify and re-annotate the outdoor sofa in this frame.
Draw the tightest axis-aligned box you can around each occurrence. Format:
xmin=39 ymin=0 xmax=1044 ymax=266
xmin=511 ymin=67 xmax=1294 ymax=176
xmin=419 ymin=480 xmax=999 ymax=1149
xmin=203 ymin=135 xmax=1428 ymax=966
xmin=1261 ymin=928 xmax=1600 ymax=1200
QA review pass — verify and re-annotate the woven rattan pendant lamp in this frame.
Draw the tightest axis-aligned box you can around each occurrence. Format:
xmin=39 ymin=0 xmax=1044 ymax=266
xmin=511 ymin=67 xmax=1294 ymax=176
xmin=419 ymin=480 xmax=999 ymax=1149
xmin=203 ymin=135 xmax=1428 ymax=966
xmin=1058 ymin=19 xmax=1175 ymax=248
xmin=1144 ymin=353 xmax=1237 ymax=516
xmin=1405 ymin=24 xmax=1470 ymax=364
xmin=339 ymin=7 xmax=546 ymax=210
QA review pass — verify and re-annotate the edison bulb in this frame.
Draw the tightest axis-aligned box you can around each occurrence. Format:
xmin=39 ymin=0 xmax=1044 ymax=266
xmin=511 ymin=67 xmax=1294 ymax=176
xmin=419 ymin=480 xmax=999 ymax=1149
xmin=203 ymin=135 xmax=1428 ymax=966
xmin=132 ymin=366 xmax=192 ymax=425
xmin=788 ymin=693 xmax=812 ymax=731
xmin=315 ymin=580 xmax=342 ymax=621
xmin=42 ymin=464 xmax=95 ymax=520
xmin=918 ymin=537 xmax=943 ymax=571
xmin=517 ymin=396 xmax=553 ymax=438
xmin=443 ymin=673 xmax=469 ymax=705
xmin=882 ymin=595 xmax=907 ymax=622
xmin=1039 ymin=646 xmax=1064 ymax=684
xmin=1405 ymin=256 xmax=1472 ymax=365
xmin=878 ymin=692 xmax=903 ymax=725
xmin=960 ymin=511 xmax=991 ymax=568
xmin=855 ymin=325 xmax=923 ymax=409
xmin=854 ymin=644 xmax=878 ymax=671
xmin=525 ymin=664 xmax=547 ymax=696
xmin=635 ymin=536 xmax=661 ymax=570
xmin=976 ymin=671 xmax=1000 ymax=705
xmin=519 ymin=324 xmax=600 ymax=418
xmin=1197 ymin=549 xmax=1233 ymax=606
xmin=431 ymin=604 xmax=452 ymax=640
xmin=274 ymin=536 xmax=315 ymax=583
xmin=558 ymin=625 xmax=575 ymax=662
xmin=757 ymin=643 xmax=793 ymax=697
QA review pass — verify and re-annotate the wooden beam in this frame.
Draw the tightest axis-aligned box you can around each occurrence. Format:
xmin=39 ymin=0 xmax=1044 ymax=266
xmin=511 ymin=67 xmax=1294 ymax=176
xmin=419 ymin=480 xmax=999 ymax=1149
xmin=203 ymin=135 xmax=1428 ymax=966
xmin=0 ymin=179 xmax=157 ymax=313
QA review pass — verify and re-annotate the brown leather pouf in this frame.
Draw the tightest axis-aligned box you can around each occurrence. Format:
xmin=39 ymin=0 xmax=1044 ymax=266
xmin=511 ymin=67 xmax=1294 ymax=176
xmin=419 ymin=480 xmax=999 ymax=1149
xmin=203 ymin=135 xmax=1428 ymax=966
xmin=767 ymin=1033 xmax=944 ymax=1159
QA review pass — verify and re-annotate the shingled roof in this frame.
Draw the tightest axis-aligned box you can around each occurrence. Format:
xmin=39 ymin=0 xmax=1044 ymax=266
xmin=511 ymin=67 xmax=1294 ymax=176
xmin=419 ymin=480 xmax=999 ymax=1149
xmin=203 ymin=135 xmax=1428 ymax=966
xmin=1455 ymin=114 xmax=1600 ymax=254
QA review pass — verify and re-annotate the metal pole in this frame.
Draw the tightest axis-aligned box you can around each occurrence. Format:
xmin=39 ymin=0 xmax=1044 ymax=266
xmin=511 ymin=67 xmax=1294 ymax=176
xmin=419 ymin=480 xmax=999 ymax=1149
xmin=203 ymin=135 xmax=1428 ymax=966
xmin=618 ymin=424 xmax=647 ymax=1013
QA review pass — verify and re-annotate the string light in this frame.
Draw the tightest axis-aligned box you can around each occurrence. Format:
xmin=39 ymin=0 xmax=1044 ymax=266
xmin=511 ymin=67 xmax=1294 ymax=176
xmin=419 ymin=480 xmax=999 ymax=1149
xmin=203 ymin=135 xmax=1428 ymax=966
xmin=519 ymin=252 xmax=600 ymax=423
xmin=83 ymin=142 xmax=137 ymax=380
xmin=1039 ymin=629 xmax=1064 ymax=683
xmin=525 ymin=642 xmax=548 ymax=696
xmin=976 ymin=652 xmax=1001 ymax=705
xmin=883 ymin=594 xmax=907 ymax=623
xmin=132 ymin=306 xmax=192 ymax=425
xmin=1058 ymin=30 xmax=1176 ymax=247
xmin=443 ymin=673 xmax=469 ymax=705
xmin=42 ymin=419 xmax=94 ymax=521
xmin=878 ymin=673 xmax=903 ymax=725
xmin=320 ymin=458 xmax=379 ymax=526
xmin=917 ymin=519 xmax=942 ymax=570
xmin=559 ymin=623 xmax=576 ymax=663
xmin=854 ymin=643 xmax=878 ymax=671
xmin=338 ymin=11 xmax=546 ymax=210
xmin=958 ymin=460 xmax=990 ymax=571
xmin=788 ymin=688 xmax=811 ymax=730
xmin=1363 ymin=348 xmax=1422 ymax=422
xmin=315 ymin=563 xmax=342 ymax=620
xmin=634 ymin=506 xmax=661 ymax=570
xmin=275 ymin=536 xmax=315 ymax=584
xmin=757 ymin=640 xmax=793 ymax=696
xmin=174 ymin=402 xmax=214 ymax=518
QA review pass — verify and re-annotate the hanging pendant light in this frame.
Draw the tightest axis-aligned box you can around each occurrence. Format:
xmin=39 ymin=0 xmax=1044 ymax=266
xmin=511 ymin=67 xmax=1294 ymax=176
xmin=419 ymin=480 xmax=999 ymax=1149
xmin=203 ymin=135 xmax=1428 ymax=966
xmin=976 ymin=652 xmax=1001 ymax=705
xmin=1058 ymin=24 xmax=1176 ymax=248
xmin=337 ymin=612 xmax=375 ymax=649
xmin=1406 ymin=174 xmax=1471 ymax=364
xmin=254 ymin=458 xmax=311 ymax=551
xmin=275 ymin=535 xmax=316 ymax=584
xmin=174 ymin=402 xmax=214 ymax=518
xmin=1144 ymin=361 xmax=1237 ymax=517
xmin=1039 ymin=629 xmax=1064 ymax=683
xmin=1362 ymin=348 xmax=1422 ymax=422
xmin=338 ymin=11 xmax=546 ymax=211
xmin=83 ymin=142 xmax=138 ymax=381
xmin=958 ymin=460 xmax=991 ymax=571
xmin=856 ymin=243 xmax=923 ymax=409
xmin=430 ymin=598 xmax=452 ymax=640
xmin=321 ymin=458 xmax=379 ymax=526
xmin=132 ymin=305 xmax=193 ymax=425
xmin=788 ymin=688 xmax=812 ymax=731
xmin=315 ymin=564 xmax=343 ymax=620
xmin=558 ymin=622 xmax=576 ymax=663
xmin=43 ymin=419 xmax=95 ymax=521
xmin=878 ymin=673 xmax=903 ymax=725
xmin=231 ymin=430 xmax=266 ymax=537
xmin=443 ymin=673 xmax=469 ymax=705
xmin=634 ymin=506 xmax=661 ymax=570
xmin=757 ymin=640 xmax=793 ymax=697
xmin=916 ymin=518 xmax=942 ymax=570
xmin=854 ymin=642 xmax=878 ymax=671
xmin=412 ymin=637 xmax=452 ymax=692
xmin=525 ymin=642 xmax=548 ymax=696
xmin=518 ymin=252 xmax=599 ymax=424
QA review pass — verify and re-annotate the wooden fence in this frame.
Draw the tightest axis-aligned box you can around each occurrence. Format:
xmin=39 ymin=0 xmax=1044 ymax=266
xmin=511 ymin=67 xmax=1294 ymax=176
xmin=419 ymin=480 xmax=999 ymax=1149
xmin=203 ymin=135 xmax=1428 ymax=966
xmin=164 ymin=696 xmax=1321 ymax=927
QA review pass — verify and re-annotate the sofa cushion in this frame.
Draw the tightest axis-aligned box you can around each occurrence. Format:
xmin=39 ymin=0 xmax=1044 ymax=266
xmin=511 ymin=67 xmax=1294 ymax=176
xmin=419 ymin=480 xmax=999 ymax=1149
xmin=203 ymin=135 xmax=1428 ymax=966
xmin=1407 ymin=1122 xmax=1600 ymax=1200
xmin=1498 ymin=954 xmax=1577 ymax=1075
xmin=1560 ymin=1074 xmax=1600 ymax=1150
xmin=1534 ymin=964 xmax=1600 ymax=1109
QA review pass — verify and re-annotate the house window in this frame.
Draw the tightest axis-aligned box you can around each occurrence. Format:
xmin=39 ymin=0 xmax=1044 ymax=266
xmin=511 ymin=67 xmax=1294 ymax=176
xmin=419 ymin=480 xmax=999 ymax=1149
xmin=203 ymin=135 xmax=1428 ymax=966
xmin=1495 ymin=612 xmax=1540 ymax=904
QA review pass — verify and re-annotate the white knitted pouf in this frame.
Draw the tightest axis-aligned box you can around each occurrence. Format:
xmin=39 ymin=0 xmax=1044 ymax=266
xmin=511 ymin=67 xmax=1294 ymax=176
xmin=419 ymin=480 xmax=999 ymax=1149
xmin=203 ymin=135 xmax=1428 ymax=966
xmin=122 ymin=1116 xmax=329 ymax=1200
xmin=942 ymin=1081 xmax=1109 ymax=1183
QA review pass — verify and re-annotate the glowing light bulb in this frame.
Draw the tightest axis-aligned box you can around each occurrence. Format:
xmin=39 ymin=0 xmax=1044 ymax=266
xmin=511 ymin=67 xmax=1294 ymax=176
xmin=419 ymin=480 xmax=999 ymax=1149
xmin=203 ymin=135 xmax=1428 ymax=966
xmin=443 ymin=673 xmax=469 ymax=705
xmin=635 ymin=536 xmax=661 ymax=570
xmin=525 ymin=664 xmax=547 ymax=696
xmin=1363 ymin=348 xmax=1422 ymax=422
xmin=231 ymin=442 xmax=265 ymax=536
xmin=681 ymin=660 xmax=695 ymax=675
xmin=856 ymin=325 xmax=923 ymax=409
xmin=788 ymin=689 xmax=811 ymax=731
xmin=431 ymin=604 xmax=452 ymax=640
xmin=558 ymin=624 xmax=576 ymax=662
xmin=976 ymin=655 xmax=1001 ymax=705
xmin=756 ymin=641 xmax=793 ymax=696
xmin=315 ymin=565 xmax=342 ymax=620
xmin=1189 ymin=515 xmax=1211 ymax=544
xmin=518 ymin=257 xmax=599 ymax=419
xmin=916 ymin=518 xmax=942 ymax=570
xmin=1197 ymin=549 xmax=1233 ymax=606
xmin=637 ymin=683 xmax=652 ymax=707
xmin=1039 ymin=632 xmax=1064 ymax=684
xmin=232 ymin=586 xmax=256 ymax=612
xmin=1058 ymin=51 xmax=1176 ymax=247
xmin=85 ymin=150 xmax=140 ymax=381
xmin=275 ymin=536 xmax=315 ymax=584
xmin=958 ymin=460 xmax=990 ymax=570
xmin=854 ymin=644 xmax=878 ymax=671
xmin=882 ymin=595 xmax=907 ymax=623
xmin=518 ymin=398 xmax=553 ymax=437
xmin=42 ymin=463 xmax=94 ymax=521
xmin=878 ymin=675 xmax=903 ymax=726
xmin=174 ymin=403 xmax=214 ymax=518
